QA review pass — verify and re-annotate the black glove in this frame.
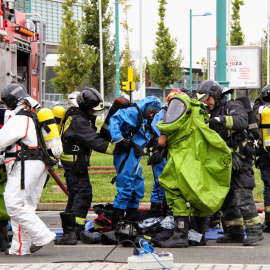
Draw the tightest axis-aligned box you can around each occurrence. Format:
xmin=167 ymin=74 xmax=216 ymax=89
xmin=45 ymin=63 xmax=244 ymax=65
xmin=133 ymin=143 xmax=144 ymax=159
xmin=232 ymin=152 xmax=243 ymax=173
xmin=209 ymin=117 xmax=221 ymax=132
xmin=117 ymin=139 xmax=132 ymax=152
xmin=147 ymin=146 xmax=168 ymax=165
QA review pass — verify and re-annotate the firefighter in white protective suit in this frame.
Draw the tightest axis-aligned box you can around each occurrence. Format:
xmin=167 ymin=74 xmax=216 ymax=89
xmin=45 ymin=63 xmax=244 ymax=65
xmin=0 ymin=83 xmax=56 ymax=256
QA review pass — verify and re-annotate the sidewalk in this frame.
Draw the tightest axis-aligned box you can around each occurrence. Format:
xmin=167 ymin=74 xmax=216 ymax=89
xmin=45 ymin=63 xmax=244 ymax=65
xmin=1 ymin=262 xmax=270 ymax=270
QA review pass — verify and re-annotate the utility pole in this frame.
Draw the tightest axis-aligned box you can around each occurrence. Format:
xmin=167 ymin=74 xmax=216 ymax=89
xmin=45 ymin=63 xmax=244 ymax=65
xmin=216 ymin=0 xmax=229 ymax=88
xmin=115 ymin=0 xmax=120 ymax=98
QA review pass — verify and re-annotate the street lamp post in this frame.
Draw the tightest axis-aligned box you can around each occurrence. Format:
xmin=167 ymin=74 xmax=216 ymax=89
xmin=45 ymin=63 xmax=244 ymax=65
xmin=189 ymin=10 xmax=212 ymax=94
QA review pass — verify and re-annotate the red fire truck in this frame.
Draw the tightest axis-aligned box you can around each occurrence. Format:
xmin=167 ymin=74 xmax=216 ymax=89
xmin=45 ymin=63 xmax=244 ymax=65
xmin=0 ymin=0 xmax=46 ymax=105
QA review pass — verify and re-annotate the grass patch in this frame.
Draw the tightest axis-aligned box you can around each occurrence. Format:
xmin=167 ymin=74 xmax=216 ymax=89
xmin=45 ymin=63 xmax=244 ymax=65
xmin=41 ymin=151 xmax=264 ymax=204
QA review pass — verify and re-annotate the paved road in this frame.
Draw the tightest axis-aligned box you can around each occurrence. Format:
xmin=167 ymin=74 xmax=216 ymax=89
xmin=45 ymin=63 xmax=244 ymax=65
xmin=1 ymin=211 xmax=270 ymax=269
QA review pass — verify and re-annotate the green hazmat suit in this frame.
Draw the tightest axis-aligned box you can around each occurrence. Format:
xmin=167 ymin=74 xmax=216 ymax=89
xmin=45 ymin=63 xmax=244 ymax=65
xmin=156 ymin=94 xmax=232 ymax=217
xmin=0 ymin=163 xmax=8 ymax=221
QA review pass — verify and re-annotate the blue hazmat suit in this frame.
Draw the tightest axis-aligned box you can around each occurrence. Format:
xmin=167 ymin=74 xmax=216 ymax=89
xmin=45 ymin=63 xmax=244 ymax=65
xmin=109 ymin=96 xmax=163 ymax=209
xmin=150 ymin=107 xmax=167 ymax=204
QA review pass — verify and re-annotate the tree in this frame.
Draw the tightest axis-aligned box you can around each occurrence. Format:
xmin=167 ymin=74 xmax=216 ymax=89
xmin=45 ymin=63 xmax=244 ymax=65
xmin=149 ymin=0 xmax=183 ymax=102
xmin=119 ymin=0 xmax=140 ymax=95
xmin=81 ymin=0 xmax=115 ymax=96
xmin=231 ymin=0 xmax=245 ymax=46
xmin=52 ymin=0 xmax=95 ymax=95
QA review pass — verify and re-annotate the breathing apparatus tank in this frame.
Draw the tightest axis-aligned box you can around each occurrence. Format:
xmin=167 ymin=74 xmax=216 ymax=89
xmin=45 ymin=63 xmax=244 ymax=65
xmin=261 ymin=107 xmax=270 ymax=152
xmin=37 ymin=108 xmax=63 ymax=159
xmin=52 ymin=106 xmax=66 ymax=134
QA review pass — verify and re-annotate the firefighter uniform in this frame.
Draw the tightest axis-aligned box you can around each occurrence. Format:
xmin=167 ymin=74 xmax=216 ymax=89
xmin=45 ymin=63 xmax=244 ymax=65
xmin=60 ymin=107 xmax=117 ymax=239
xmin=253 ymin=96 xmax=270 ymax=232
xmin=197 ymin=80 xmax=263 ymax=246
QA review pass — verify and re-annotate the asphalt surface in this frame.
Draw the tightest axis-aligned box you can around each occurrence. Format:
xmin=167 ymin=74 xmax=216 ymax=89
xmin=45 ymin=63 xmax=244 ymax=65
xmin=1 ymin=210 xmax=270 ymax=269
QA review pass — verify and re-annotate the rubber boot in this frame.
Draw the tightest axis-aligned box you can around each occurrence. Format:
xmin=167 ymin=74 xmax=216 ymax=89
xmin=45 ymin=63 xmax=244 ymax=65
xmin=158 ymin=216 xmax=189 ymax=248
xmin=111 ymin=207 xmax=125 ymax=231
xmin=194 ymin=216 xmax=208 ymax=246
xmin=55 ymin=212 xmax=77 ymax=245
xmin=209 ymin=211 xmax=220 ymax=229
xmin=124 ymin=208 xmax=137 ymax=220
xmin=262 ymin=211 xmax=270 ymax=233
xmin=80 ymin=231 xmax=101 ymax=244
xmin=0 ymin=221 xmax=10 ymax=252
xmin=243 ymin=223 xmax=264 ymax=246
xmin=216 ymin=225 xmax=244 ymax=243
xmin=150 ymin=201 xmax=162 ymax=210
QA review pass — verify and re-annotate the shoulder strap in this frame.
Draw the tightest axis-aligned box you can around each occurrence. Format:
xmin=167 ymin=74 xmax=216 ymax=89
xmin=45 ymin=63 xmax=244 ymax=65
xmin=130 ymin=103 xmax=144 ymax=138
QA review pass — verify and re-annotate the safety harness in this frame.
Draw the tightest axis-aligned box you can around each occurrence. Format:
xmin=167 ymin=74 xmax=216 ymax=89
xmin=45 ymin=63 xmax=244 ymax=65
xmin=5 ymin=109 xmax=55 ymax=189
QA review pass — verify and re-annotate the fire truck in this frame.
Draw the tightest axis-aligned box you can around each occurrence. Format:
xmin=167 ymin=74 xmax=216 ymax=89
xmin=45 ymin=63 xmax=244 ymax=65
xmin=0 ymin=0 xmax=46 ymax=105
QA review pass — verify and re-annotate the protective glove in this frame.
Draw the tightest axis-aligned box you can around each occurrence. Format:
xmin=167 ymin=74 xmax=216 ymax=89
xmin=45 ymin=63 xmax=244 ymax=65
xmin=132 ymin=143 xmax=144 ymax=159
xmin=116 ymin=139 xmax=132 ymax=152
xmin=209 ymin=117 xmax=221 ymax=132
xmin=231 ymin=152 xmax=243 ymax=173
xmin=147 ymin=146 xmax=168 ymax=165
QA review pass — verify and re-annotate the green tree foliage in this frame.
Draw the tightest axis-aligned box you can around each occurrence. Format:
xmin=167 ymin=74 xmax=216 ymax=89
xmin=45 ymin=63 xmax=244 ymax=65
xmin=119 ymin=0 xmax=140 ymax=95
xmin=81 ymin=0 xmax=115 ymax=96
xmin=52 ymin=0 xmax=95 ymax=95
xmin=231 ymin=0 xmax=245 ymax=46
xmin=149 ymin=0 xmax=183 ymax=102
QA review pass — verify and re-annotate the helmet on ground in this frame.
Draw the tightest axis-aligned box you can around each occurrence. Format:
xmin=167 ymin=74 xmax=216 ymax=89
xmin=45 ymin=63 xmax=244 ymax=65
xmin=167 ymin=89 xmax=185 ymax=104
xmin=77 ymin=88 xmax=104 ymax=115
xmin=196 ymin=80 xmax=223 ymax=103
xmin=67 ymin=91 xmax=80 ymax=108
xmin=1 ymin=83 xmax=29 ymax=110
xmin=260 ymin=84 xmax=270 ymax=103
xmin=115 ymin=220 xmax=138 ymax=243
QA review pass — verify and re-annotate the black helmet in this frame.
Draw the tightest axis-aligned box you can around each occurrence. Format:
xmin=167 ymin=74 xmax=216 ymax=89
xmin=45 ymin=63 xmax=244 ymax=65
xmin=115 ymin=220 xmax=138 ymax=243
xmin=196 ymin=80 xmax=223 ymax=103
xmin=1 ymin=83 xmax=29 ymax=109
xmin=77 ymin=88 xmax=104 ymax=115
xmin=260 ymin=84 xmax=270 ymax=103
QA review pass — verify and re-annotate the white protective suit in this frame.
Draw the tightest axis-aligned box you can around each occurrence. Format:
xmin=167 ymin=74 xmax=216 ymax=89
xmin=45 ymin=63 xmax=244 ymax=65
xmin=0 ymin=104 xmax=56 ymax=255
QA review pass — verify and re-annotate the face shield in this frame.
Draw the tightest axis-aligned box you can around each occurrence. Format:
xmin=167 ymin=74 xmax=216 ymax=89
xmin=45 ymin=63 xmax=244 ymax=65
xmin=196 ymin=93 xmax=209 ymax=103
xmin=163 ymin=98 xmax=186 ymax=124
xmin=89 ymin=101 xmax=105 ymax=116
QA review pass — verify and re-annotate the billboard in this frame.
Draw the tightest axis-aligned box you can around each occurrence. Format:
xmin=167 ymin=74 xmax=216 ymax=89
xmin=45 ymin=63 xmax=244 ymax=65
xmin=208 ymin=46 xmax=262 ymax=89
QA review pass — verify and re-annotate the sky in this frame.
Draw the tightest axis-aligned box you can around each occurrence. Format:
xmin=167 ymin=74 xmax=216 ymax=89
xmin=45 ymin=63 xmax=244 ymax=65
xmin=110 ymin=0 xmax=268 ymax=68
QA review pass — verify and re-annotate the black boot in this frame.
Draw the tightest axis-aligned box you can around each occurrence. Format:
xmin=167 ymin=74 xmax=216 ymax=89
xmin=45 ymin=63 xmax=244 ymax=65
xmin=55 ymin=212 xmax=77 ymax=245
xmin=209 ymin=211 xmax=220 ymax=229
xmin=158 ymin=216 xmax=189 ymax=248
xmin=243 ymin=223 xmax=264 ymax=246
xmin=111 ymin=207 xmax=125 ymax=231
xmin=262 ymin=211 xmax=270 ymax=232
xmin=125 ymin=208 xmax=137 ymax=220
xmin=216 ymin=225 xmax=244 ymax=243
xmin=194 ymin=216 xmax=208 ymax=246
xmin=0 ymin=220 xmax=10 ymax=252
xmin=80 ymin=231 xmax=101 ymax=244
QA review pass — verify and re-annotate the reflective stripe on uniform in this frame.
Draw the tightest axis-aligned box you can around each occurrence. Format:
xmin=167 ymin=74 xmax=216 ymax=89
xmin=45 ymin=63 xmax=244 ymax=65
xmin=225 ymin=116 xmax=233 ymax=129
xmin=76 ymin=217 xmax=86 ymax=225
xmin=63 ymin=116 xmax=72 ymax=133
xmin=106 ymin=142 xmax=115 ymax=154
xmin=265 ymin=206 xmax=270 ymax=213
xmin=225 ymin=218 xmax=244 ymax=227
xmin=60 ymin=154 xmax=76 ymax=162
xmin=244 ymin=216 xmax=261 ymax=227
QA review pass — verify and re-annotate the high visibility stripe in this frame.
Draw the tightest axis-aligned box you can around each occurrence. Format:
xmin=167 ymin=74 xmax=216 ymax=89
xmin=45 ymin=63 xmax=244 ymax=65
xmin=106 ymin=142 xmax=115 ymax=154
xmin=226 ymin=218 xmax=244 ymax=227
xmin=23 ymin=116 xmax=29 ymax=139
xmin=5 ymin=158 xmax=16 ymax=164
xmin=244 ymin=216 xmax=261 ymax=227
xmin=265 ymin=206 xmax=270 ymax=213
xmin=76 ymin=217 xmax=86 ymax=225
xmin=18 ymin=226 xmax=22 ymax=256
xmin=63 ymin=116 xmax=72 ymax=133
xmin=225 ymin=116 xmax=233 ymax=129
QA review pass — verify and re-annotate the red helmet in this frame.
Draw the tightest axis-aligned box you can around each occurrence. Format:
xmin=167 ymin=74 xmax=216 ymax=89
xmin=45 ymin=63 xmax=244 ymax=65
xmin=167 ymin=89 xmax=185 ymax=104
